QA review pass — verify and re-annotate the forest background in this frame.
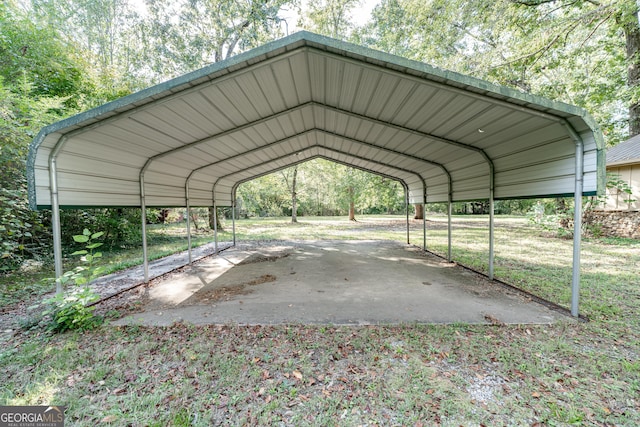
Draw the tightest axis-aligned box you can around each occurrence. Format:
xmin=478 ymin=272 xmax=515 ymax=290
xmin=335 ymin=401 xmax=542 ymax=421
xmin=1 ymin=0 xmax=638 ymax=272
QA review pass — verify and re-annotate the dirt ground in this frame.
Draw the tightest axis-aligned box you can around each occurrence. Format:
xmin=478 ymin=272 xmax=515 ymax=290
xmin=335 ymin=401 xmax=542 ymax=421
xmin=112 ymin=240 xmax=569 ymax=326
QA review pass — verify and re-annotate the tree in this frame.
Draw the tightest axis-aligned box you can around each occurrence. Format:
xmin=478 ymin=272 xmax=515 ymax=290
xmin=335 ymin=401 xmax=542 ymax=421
xmin=414 ymin=204 xmax=424 ymax=220
xmin=28 ymin=0 xmax=146 ymax=96
xmin=357 ymin=0 xmax=631 ymax=145
xmin=0 ymin=2 xmax=87 ymax=104
xmin=354 ymin=0 xmax=469 ymax=64
xmin=509 ymin=0 xmax=640 ymax=138
xmin=333 ymin=165 xmax=370 ymax=221
xmin=300 ymin=0 xmax=362 ymax=38
xmin=0 ymin=2 xmax=95 ymax=270
xmin=237 ymin=173 xmax=289 ymax=216
xmin=143 ymin=0 xmax=294 ymax=80
xmin=281 ymin=166 xmax=299 ymax=222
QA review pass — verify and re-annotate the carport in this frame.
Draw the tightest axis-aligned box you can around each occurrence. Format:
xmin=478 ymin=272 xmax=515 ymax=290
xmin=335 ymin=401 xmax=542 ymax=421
xmin=27 ymin=32 xmax=604 ymax=317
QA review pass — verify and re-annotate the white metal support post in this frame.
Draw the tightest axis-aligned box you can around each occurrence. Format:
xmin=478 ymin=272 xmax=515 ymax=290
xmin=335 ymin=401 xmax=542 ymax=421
xmin=139 ymin=176 xmax=149 ymax=283
xmin=422 ymin=190 xmax=427 ymax=251
xmin=489 ymin=194 xmax=495 ymax=281
xmin=488 ymin=165 xmax=495 ymax=281
xmin=232 ymin=197 xmax=236 ymax=246
xmin=185 ymin=183 xmax=192 ymax=264
xmin=556 ymin=120 xmax=585 ymax=317
xmin=213 ymin=199 xmax=218 ymax=254
xmin=447 ymin=198 xmax=452 ymax=262
xmin=403 ymin=184 xmax=409 ymax=244
xmin=447 ymin=179 xmax=453 ymax=262
xmin=572 ymin=142 xmax=584 ymax=317
xmin=48 ymin=149 xmax=64 ymax=294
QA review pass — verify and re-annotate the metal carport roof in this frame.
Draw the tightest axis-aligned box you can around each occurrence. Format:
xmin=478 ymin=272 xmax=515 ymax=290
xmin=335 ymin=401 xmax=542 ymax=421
xmin=27 ymin=31 xmax=605 ymax=317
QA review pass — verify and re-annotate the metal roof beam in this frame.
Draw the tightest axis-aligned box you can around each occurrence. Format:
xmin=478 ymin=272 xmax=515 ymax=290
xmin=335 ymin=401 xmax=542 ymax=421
xmin=315 ymin=101 xmax=491 ymax=161
xmin=187 ymin=127 xmax=450 ymax=184
xmin=141 ymin=102 xmax=314 ymax=177
xmin=215 ymin=144 xmax=426 ymax=200
xmin=231 ymin=154 xmax=409 ymax=197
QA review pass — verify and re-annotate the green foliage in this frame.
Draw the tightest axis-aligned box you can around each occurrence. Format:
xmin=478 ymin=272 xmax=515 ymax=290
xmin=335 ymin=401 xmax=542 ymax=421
xmin=494 ymin=199 xmax=536 ymax=215
xmin=527 ymin=198 xmax=576 ymax=238
xmin=28 ymin=0 xmax=146 ymax=95
xmin=141 ymin=0 xmax=293 ymax=80
xmin=0 ymin=75 xmax=59 ymax=271
xmin=41 ymin=229 xmax=104 ymax=333
xmin=0 ymin=3 xmax=86 ymax=105
xmin=0 ymin=3 xmax=103 ymax=272
xmin=237 ymin=159 xmax=406 ymax=218
xmin=0 ymin=188 xmax=50 ymax=272
xmin=42 ymin=285 xmax=102 ymax=333
xmin=356 ymin=0 xmax=630 ymax=145
xmin=301 ymin=0 xmax=361 ymax=38
xmin=604 ymin=172 xmax=637 ymax=206
xmin=60 ymin=208 xmax=142 ymax=249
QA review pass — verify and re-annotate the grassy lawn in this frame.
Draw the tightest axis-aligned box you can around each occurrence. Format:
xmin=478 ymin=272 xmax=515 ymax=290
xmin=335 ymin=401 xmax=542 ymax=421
xmin=1 ymin=215 xmax=639 ymax=426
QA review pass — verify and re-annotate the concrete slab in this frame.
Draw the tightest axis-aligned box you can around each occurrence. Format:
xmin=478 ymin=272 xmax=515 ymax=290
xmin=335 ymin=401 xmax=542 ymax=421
xmin=114 ymin=240 xmax=569 ymax=326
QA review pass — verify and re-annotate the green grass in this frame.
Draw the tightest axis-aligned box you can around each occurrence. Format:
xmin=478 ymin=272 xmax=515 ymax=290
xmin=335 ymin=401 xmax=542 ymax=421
xmin=1 ymin=215 xmax=639 ymax=425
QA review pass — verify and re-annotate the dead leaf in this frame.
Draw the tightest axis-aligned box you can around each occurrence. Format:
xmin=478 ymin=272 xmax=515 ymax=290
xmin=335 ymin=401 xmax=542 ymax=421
xmin=112 ymin=387 xmax=126 ymax=395
xmin=532 ymin=392 xmax=541 ymax=398
xmin=101 ymin=415 xmax=117 ymax=423
xmin=484 ymin=314 xmax=504 ymax=326
xmin=292 ymin=370 xmax=303 ymax=380
xmin=124 ymin=371 xmax=137 ymax=383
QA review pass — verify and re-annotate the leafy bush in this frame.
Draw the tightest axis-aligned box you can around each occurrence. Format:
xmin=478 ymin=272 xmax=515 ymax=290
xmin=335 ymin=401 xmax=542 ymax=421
xmin=42 ymin=286 xmax=102 ymax=333
xmin=527 ymin=199 xmax=575 ymax=238
xmin=60 ymin=208 xmax=142 ymax=249
xmin=41 ymin=229 xmax=105 ymax=333
xmin=0 ymin=187 xmax=51 ymax=272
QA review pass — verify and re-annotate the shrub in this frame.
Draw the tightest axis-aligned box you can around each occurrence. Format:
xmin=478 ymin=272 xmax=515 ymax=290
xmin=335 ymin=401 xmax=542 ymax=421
xmin=40 ymin=229 xmax=105 ymax=333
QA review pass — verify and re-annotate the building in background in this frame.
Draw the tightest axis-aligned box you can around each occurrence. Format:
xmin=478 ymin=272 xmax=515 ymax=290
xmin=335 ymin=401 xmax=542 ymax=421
xmin=605 ymin=136 xmax=640 ymax=211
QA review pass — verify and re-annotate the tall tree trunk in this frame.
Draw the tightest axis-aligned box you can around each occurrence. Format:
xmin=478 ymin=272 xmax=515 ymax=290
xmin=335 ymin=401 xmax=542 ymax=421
xmin=208 ymin=206 xmax=223 ymax=230
xmin=348 ymin=186 xmax=356 ymax=221
xmin=625 ymin=14 xmax=640 ymax=137
xmin=291 ymin=166 xmax=298 ymax=223
xmin=414 ymin=203 xmax=424 ymax=220
xmin=190 ymin=210 xmax=200 ymax=232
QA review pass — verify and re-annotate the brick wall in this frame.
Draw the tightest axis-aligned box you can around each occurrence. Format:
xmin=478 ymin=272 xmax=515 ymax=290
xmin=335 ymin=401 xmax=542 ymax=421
xmin=584 ymin=211 xmax=640 ymax=239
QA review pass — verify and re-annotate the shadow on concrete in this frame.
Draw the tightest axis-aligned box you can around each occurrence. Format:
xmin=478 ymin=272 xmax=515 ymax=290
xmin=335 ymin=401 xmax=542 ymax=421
xmin=114 ymin=240 xmax=571 ymax=326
